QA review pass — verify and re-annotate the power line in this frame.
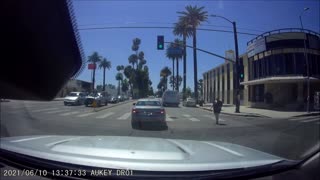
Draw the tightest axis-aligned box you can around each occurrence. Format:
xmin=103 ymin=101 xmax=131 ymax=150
xmin=78 ymin=26 xmax=260 ymax=36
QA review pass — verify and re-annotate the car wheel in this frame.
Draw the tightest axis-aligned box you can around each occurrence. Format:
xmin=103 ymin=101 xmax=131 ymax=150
xmin=64 ymin=102 xmax=67 ymax=106
xmin=85 ymin=103 xmax=88 ymax=107
xmin=131 ymin=120 xmax=139 ymax=129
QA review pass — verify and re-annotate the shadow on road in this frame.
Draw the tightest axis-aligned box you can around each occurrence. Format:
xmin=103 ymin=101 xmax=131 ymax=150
xmin=217 ymin=123 xmax=227 ymax=126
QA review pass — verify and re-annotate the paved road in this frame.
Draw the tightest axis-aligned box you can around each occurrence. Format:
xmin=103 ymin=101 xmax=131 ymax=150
xmin=1 ymin=100 xmax=319 ymax=160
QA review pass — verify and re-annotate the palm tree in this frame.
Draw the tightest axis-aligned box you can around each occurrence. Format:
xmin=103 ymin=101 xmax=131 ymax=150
xmin=99 ymin=58 xmax=111 ymax=91
xmin=166 ymin=43 xmax=176 ymax=90
xmin=178 ymin=5 xmax=208 ymax=100
xmin=173 ymin=38 xmax=183 ymax=92
xmin=115 ymin=73 xmax=123 ymax=95
xmin=160 ymin=66 xmax=172 ymax=90
xmin=173 ymin=19 xmax=193 ymax=99
xmin=128 ymin=54 xmax=138 ymax=69
xmin=87 ymin=52 xmax=102 ymax=91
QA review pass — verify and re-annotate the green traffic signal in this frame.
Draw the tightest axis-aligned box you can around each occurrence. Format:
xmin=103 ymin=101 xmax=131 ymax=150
xmin=158 ymin=44 xmax=163 ymax=49
xmin=157 ymin=35 xmax=164 ymax=50
xmin=240 ymin=74 xmax=244 ymax=78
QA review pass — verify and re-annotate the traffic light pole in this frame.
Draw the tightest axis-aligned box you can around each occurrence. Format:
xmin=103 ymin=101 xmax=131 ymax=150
xmin=233 ymin=22 xmax=240 ymax=113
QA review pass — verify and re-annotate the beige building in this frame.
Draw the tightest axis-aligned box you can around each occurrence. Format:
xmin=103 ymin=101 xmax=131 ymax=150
xmin=203 ymin=29 xmax=320 ymax=110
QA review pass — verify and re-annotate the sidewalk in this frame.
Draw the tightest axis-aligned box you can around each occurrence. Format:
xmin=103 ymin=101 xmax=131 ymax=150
xmin=198 ymin=103 xmax=320 ymax=118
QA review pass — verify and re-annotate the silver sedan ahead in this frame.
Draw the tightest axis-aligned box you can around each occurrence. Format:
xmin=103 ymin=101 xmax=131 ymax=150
xmin=131 ymin=99 xmax=167 ymax=130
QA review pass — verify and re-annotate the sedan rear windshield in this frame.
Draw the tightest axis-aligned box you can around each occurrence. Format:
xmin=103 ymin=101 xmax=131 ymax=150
xmin=136 ymin=101 xmax=161 ymax=106
xmin=68 ymin=93 xmax=78 ymax=97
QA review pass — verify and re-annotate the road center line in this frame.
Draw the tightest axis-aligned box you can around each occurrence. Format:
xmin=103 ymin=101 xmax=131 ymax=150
xmin=118 ymin=112 xmax=131 ymax=120
xmin=203 ymin=115 xmax=225 ymax=121
xmin=96 ymin=112 xmax=114 ymax=119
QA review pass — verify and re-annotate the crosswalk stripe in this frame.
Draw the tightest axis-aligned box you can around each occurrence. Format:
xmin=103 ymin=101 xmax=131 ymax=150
xmin=31 ymin=108 xmax=59 ymax=113
xmin=166 ymin=117 xmax=173 ymax=121
xmin=203 ymin=115 xmax=225 ymax=121
xmin=289 ymin=117 xmax=319 ymax=121
xmin=96 ymin=112 xmax=114 ymax=119
xmin=77 ymin=112 xmax=96 ymax=117
xmin=183 ymin=114 xmax=191 ymax=117
xmin=118 ymin=112 xmax=131 ymax=120
xmin=46 ymin=109 xmax=70 ymax=114
xmin=189 ymin=118 xmax=200 ymax=122
xmin=301 ymin=118 xmax=320 ymax=123
xmin=60 ymin=111 xmax=80 ymax=116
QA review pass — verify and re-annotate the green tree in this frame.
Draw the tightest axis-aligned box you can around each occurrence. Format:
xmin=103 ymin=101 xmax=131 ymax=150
xmin=198 ymin=79 xmax=203 ymax=97
xmin=121 ymin=79 xmax=129 ymax=93
xmin=178 ymin=5 xmax=208 ymax=100
xmin=160 ymin=66 xmax=172 ymax=90
xmin=115 ymin=73 xmax=123 ymax=95
xmin=99 ymin=58 xmax=111 ymax=91
xmin=87 ymin=52 xmax=102 ymax=91
xmin=173 ymin=19 xmax=193 ymax=99
xmin=173 ymin=38 xmax=183 ymax=92
xmin=185 ymin=87 xmax=192 ymax=98
xmin=107 ymin=84 xmax=116 ymax=89
xmin=166 ymin=43 xmax=176 ymax=90
xmin=169 ymin=75 xmax=182 ymax=89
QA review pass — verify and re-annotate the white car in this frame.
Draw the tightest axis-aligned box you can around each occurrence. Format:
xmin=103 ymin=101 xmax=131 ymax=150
xmin=64 ymin=92 xmax=86 ymax=106
xmin=183 ymin=98 xmax=197 ymax=107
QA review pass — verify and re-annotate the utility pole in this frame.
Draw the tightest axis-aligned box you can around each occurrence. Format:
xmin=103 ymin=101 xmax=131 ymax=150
xmin=233 ymin=21 xmax=240 ymax=113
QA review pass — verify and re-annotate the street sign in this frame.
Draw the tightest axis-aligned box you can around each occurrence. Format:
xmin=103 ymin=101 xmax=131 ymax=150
xmin=88 ymin=63 xmax=96 ymax=70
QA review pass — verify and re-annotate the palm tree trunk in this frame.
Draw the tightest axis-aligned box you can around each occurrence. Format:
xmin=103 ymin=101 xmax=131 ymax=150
xmin=193 ymin=28 xmax=198 ymax=100
xmin=176 ymin=58 xmax=179 ymax=92
xmin=172 ymin=59 xmax=175 ymax=91
xmin=102 ymin=68 xmax=106 ymax=91
xmin=183 ymin=34 xmax=187 ymax=100
xmin=118 ymin=80 xmax=120 ymax=95
xmin=92 ymin=65 xmax=96 ymax=92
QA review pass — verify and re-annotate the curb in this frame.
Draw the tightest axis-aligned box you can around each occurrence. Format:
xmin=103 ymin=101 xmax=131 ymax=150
xmin=291 ymin=112 xmax=320 ymax=118
xmin=92 ymin=100 xmax=135 ymax=112
xmin=197 ymin=106 xmax=269 ymax=118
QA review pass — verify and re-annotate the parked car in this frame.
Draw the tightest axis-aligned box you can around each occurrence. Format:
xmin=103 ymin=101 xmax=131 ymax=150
xmin=162 ymin=90 xmax=180 ymax=107
xmin=131 ymin=98 xmax=166 ymax=129
xmin=64 ymin=92 xmax=86 ymax=106
xmin=123 ymin=95 xmax=129 ymax=101
xmin=183 ymin=98 xmax=197 ymax=107
xmin=84 ymin=91 xmax=108 ymax=107
xmin=117 ymin=95 xmax=124 ymax=102
xmin=109 ymin=96 xmax=118 ymax=103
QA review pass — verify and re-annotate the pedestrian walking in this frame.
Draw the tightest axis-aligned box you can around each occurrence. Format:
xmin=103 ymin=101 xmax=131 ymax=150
xmin=211 ymin=98 xmax=223 ymax=124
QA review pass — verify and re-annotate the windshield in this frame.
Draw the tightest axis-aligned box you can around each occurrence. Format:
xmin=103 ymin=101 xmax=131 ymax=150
xmin=1 ymin=0 xmax=319 ymax=176
xmin=136 ymin=101 xmax=161 ymax=106
xmin=67 ymin=92 xmax=78 ymax=97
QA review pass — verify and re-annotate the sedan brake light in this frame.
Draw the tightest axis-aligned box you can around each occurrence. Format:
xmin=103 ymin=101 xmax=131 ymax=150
xmin=132 ymin=109 xmax=138 ymax=113
xmin=160 ymin=109 xmax=165 ymax=114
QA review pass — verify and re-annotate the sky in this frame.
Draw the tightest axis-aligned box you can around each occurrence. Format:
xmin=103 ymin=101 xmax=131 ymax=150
xmin=72 ymin=0 xmax=319 ymax=91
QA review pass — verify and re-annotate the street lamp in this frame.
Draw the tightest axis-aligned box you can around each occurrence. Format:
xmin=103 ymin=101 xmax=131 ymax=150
xmin=211 ymin=15 xmax=240 ymax=113
xmin=299 ymin=7 xmax=310 ymax=113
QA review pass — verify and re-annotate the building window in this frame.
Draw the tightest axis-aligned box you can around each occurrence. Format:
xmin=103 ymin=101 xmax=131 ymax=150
xmin=284 ymin=53 xmax=294 ymax=74
xmin=295 ymin=53 xmax=305 ymax=75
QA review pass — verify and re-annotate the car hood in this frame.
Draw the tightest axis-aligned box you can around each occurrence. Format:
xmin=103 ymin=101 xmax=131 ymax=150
xmin=0 ymin=136 xmax=285 ymax=171
xmin=64 ymin=96 xmax=78 ymax=100
xmin=86 ymin=95 xmax=98 ymax=99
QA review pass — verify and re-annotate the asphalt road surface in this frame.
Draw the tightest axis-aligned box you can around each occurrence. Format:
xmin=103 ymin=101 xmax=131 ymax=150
xmin=1 ymin=100 xmax=319 ymax=161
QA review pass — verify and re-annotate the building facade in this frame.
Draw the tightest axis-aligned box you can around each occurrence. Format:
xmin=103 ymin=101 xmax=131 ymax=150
xmin=57 ymin=79 xmax=92 ymax=97
xmin=203 ymin=29 xmax=320 ymax=110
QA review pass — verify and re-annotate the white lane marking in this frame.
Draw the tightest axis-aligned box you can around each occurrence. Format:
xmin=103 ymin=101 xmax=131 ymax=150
xmin=96 ymin=112 xmax=114 ymax=119
xmin=289 ymin=117 xmax=319 ymax=121
xmin=45 ymin=109 xmax=70 ymax=114
xmin=301 ymin=118 xmax=320 ymax=123
xmin=204 ymin=142 xmax=244 ymax=157
xmin=203 ymin=114 xmax=225 ymax=121
xmin=118 ymin=112 xmax=131 ymax=120
xmin=31 ymin=108 xmax=59 ymax=113
xmin=77 ymin=112 xmax=96 ymax=117
xmin=183 ymin=114 xmax=191 ymax=117
xmin=60 ymin=111 xmax=80 ymax=116
xmin=189 ymin=118 xmax=200 ymax=122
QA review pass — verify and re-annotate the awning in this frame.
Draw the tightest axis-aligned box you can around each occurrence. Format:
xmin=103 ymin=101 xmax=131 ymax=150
xmin=241 ymin=76 xmax=320 ymax=85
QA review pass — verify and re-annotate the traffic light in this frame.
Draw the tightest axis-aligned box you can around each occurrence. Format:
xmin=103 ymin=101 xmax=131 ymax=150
xmin=239 ymin=65 xmax=244 ymax=82
xmin=157 ymin=35 xmax=164 ymax=50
